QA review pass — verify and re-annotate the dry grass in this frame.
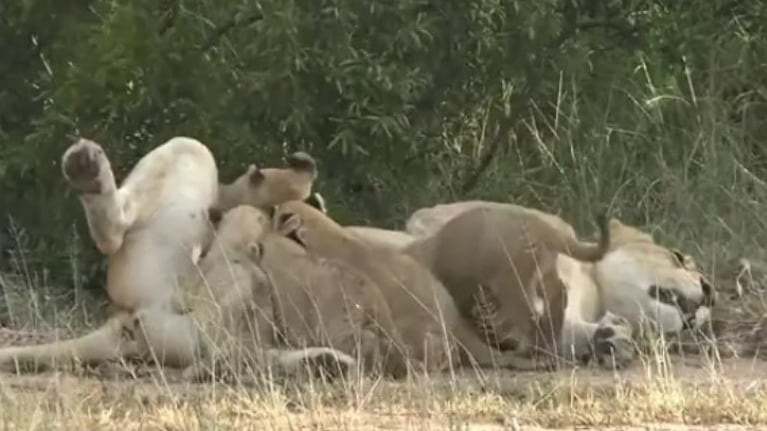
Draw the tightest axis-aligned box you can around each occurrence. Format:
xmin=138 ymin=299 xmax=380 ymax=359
xmin=1 ymin=354 xmax=767 ymax=430
xmin=2 ymin=258 xmax=767 ymax=431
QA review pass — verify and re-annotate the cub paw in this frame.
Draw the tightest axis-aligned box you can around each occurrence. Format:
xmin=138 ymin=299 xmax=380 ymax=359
xmin=61 ymin=138 xmax=113 ymax=194
xmin=593 ymin=312 xmax=635 ymax=369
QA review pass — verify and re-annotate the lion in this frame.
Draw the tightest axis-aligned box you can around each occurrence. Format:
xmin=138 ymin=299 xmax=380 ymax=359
xmin=345 ymin=226 xmax=417 ymax=250
xmin=179 ymin=205 xmax=409 ymax=380
xmin=0 ymin=137 xmax=353 ymax=377
xmin=405 ymin=200 xmax=578 ymax=239
xmin=402 ymin=204 xmax=611 ymax=365
xmin=270 ymin=200 xmax=548 ymax=374
xmin=345 ymin=200 xmax=577 ymax=252
xmin=401 ymin=201 xmax=716 ymax=368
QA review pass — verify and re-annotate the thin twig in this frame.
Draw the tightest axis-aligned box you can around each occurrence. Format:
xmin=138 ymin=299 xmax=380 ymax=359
xmin=202 ymin=10 xmax=264 ymax=51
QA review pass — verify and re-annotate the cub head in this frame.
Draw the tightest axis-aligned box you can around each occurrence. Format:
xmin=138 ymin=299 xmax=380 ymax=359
xmin=594 ymin=218 xmax=716 ymax=334
xmin=218 ymin=151 xmax=319 ymax=210
xmin=200 ymin=205 xmax=270 ymax=270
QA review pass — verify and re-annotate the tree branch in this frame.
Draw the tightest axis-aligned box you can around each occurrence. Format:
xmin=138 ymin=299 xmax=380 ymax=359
xmin=203 ymin=10 xmax=264 ymax=51
xmin=459 ymin=0 xmax=578 ymax=195
xmin=157 ymin=0 xmax=180 ymax=36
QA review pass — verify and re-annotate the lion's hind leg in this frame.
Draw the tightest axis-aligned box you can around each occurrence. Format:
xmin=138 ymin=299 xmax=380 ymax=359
xmin=0 ymin=314 xmax=137 ymax=373
xmin=62 ymin=139 xmax=138 ymax=255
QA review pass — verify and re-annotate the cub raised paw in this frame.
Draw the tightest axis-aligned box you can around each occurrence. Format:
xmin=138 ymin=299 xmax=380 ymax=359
xmin=593 ymin=312 xmax=635 ymax=369
xmin=61 ymin=138 xmax=116 ymax=194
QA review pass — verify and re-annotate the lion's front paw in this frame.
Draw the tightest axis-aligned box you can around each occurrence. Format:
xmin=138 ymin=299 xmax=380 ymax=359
xmin=62 ymin=138 xmax=113 ymax=194
xmin=593 ymin=313 xmax=635 ymax=369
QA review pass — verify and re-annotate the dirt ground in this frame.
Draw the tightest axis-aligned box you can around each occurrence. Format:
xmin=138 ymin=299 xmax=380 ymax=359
xmin=1 ymin=354 xmax=766 ymax=430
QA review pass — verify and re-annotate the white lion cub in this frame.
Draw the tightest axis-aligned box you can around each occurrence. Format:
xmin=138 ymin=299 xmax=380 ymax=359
xmin=0 ymin=137 xmax=353 ymax=377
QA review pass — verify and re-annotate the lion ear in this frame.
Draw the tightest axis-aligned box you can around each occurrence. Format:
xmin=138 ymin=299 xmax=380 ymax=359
xmin=248 ymin=164 xmax=265 ymax=185
xmin=671 ymin=249 xmax=685 ymax=265
xmin=207 ymin=207 xmax=223 ymax=228
xmin=285 ymin=151 xmax=317 ymax=180
xmin=246 ymin=240 xmax=264 ymax=263
xmin=303 ymin=192 xmax=327 ymax=213
xmin=276 ymin=212 xmax=303 ymax=236
xmin=286 ymin=227 xmax=308 ymax=248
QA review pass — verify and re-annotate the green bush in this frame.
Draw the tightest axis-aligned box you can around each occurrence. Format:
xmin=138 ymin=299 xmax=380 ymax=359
xmin=1 ymin=0 xmax=766 ymax=302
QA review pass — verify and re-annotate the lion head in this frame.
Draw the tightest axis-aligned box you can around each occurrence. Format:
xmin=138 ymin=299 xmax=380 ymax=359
xmin=195 ymin=206 xmax=272 ymax=300
xmin=594 ymin=218 xmax=716 ymax=334
xmin=217 ymin=151 xmax=318 ymax=211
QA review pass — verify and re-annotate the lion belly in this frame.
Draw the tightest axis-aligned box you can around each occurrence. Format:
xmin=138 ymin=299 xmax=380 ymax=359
xmin=105 ymin=138 xmax=218 ymax=311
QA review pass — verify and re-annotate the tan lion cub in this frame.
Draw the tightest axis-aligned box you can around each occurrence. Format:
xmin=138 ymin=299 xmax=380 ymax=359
xmin=403 ymin=204 xmax=611 ymax=366
xmin=271 ymin=200 xmax=546 ymax=374
xmin=0 ymin=137 xmax=351 ymax=377
xmin=181 ymin=205 xmax=409 ymax=380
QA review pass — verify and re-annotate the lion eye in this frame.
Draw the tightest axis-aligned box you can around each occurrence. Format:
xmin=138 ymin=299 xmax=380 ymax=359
xmin=648 ymin=285 xmax=677 ymax=306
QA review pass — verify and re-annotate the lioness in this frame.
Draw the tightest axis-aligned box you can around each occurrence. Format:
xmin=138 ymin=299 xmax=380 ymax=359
xmin=0 ymin=137 xmax=352 ymax=376
xmin=406 ymin=200 xmax=577 ymax=239
xmin=347 ymin=200 xmax=577 ymax=252
xmin=270 ymin=200 xmax=545 ymax=374
xmin=345 ymin=225 xmax=417 ymax=250
xmin=402 ymin=202 xmax=715 ymax=368
xmin=179 ymin=205 xmax=409 ymax=380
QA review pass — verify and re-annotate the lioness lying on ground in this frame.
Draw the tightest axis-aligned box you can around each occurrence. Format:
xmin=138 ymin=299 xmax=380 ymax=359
xmin=177 ymin=205 xmax=409 ymax=380
xmin=400 ymin=201 xmax=716 ymax=368
xmin=0 ymin=137 xmax=352 ymax=377
xmin=271 ymin=200 xmax=547 ymax=374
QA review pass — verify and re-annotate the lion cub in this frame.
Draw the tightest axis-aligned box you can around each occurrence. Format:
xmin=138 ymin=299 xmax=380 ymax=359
xmin=403 ymin=204 xmax=611 ymax=364
xmin=177 ymin=205 xmax=413 ymax=380
xmin=272 ymin=201 xmax=545 ymax=374
xmin=0 ymin=137 xmax=346 ymax=376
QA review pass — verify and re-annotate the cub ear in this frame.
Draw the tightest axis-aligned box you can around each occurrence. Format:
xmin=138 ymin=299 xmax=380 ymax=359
xmin=275 ymin=211 xmax=303 ymax=236
xmin=247 ymin=164 xmax=265 ymax=185
xmin=303 ymin=192 xmax=327 ymax=213
xmin=671 ymin=249 xmax=685 ymax=265
xmin=246 ymin=240 xmax=264 ymax=263
xmin=285 ymin=151 xmax=317 ymax=180
xmin=207 ymin=207 xmax=223 ymax=228
xmin=286 ymin=227 xmax=308 ymax=248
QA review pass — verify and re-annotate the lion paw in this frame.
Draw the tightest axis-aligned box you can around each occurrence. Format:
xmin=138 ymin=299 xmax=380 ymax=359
xmin=593 ymin=312 xmax=635 ymax=369
xmin=62 ymin=138 xmax=114 ymax=194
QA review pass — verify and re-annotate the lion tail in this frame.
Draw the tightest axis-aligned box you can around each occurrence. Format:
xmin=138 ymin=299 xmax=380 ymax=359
xmin=564 ymin=211 xmax=611 ymax=262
